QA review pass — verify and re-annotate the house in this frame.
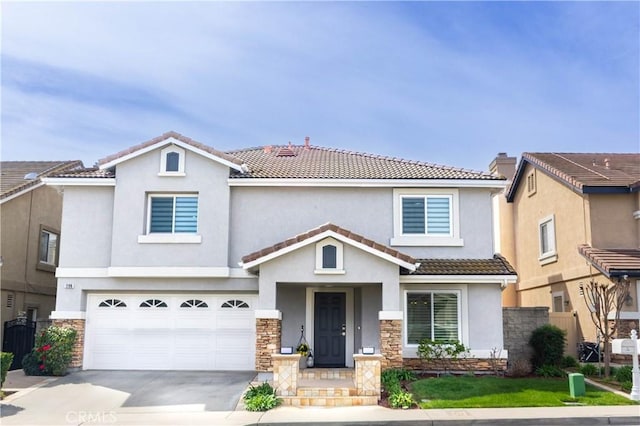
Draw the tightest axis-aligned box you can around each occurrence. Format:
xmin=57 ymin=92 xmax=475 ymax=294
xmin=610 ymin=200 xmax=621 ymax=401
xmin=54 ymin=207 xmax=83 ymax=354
xmin=496 ymin=152 xmax=640 ymax=355
xmin=44 ymin=131 xmax=516 ymax=375
xmin=1 ymin=161 xmax=83 ymax=348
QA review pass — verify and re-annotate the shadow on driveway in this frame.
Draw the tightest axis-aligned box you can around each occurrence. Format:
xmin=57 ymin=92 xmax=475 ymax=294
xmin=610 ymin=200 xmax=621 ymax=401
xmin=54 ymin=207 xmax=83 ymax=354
xmin=46 ymin=370 xmax=257 ymax=412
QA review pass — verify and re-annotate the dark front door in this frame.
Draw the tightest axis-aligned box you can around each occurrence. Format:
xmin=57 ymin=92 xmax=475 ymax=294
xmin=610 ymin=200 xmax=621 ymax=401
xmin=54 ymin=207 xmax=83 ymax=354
xmin=314 ymin=292 xmax=346 ymax=367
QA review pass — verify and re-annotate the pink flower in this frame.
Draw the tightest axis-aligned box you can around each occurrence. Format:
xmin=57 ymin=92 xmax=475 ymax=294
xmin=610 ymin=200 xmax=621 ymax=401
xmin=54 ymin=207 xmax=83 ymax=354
xmin=42 ymin=344 xmax=51 ymax=351
xmin=39 ymin=364 xmax=45 ymax=371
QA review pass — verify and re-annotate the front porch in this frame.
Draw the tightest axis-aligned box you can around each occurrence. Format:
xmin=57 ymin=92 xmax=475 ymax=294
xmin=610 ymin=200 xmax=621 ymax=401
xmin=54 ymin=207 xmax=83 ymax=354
xmin=270 ymin=354 xmax=382 ymax=406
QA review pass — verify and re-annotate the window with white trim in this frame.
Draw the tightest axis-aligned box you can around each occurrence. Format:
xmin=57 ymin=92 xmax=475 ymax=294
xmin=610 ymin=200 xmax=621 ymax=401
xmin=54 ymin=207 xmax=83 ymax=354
xmin=37 ymin=227 xmax=59 ymax=272
xmin=159 ymin=145 xmax=185 ymax=176
xmin=392 ymin=189 xmax=463 ymax=246
xmin=181 ymin=299 xmax=208 ymax=308
xmin=140 ymin=299 xmax=168 ymax=308
xmin=148 ymin=194 xmax=198 ymax=234
xmin=315 ymin=238 xmax=344 ymax=274
xmin=405 ymin=291 xmax=460 ymax=344
xmin=539 ymin=215 xmax=557 ymax=264
xmin=221 ymin=300 xmax=249 ymax=308
xmin=99 ymin=299 xmax=127 ymax=308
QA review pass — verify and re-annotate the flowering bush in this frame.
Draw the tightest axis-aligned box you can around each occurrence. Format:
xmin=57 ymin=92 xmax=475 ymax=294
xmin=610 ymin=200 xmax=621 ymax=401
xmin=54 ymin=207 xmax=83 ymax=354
xmin=1 ymin=352 xmax=14 ymax=388
xmin=23 ymin=326 xmax=76 ymax=376
xmin=296 ymin=343 xmax=309 ymax=356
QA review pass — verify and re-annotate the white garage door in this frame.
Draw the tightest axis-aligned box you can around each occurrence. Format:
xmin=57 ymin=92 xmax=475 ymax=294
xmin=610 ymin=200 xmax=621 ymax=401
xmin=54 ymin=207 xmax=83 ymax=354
xmin=85 ymin=294 xmax=256 ymax=370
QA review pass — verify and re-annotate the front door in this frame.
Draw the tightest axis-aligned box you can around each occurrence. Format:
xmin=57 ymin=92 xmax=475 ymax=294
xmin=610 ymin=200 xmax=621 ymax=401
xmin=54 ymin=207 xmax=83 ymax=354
xmin=314 ymin=292 xmax=346 ymax=367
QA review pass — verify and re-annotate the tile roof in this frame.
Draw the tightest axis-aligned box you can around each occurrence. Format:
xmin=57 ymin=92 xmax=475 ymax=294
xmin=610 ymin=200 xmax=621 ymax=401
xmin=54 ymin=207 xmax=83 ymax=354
xmin=97 ymin=131 xmax=246 ymax=168
xmin=578 ymin=245 xmax=640 ymax=278
xmin=50 ymin=168 xmax=115 ymax=178
xmin=241 ymin=223 xmax=416 ymax=266
xmin=402 ymin=254 xmax=517 ymax=276
xmin=1 ymin=161 xmax=83 ymax=200
xmin=229 ymin=144 xmax=499 ymax=180
xmin=508 ymin=153 xmax=640 ymax=200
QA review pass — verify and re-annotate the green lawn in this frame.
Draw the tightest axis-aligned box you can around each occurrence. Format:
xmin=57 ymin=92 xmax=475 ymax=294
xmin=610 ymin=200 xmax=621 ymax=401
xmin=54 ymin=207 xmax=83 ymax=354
xmin=409 ymin=376 xmax=637 ymax=409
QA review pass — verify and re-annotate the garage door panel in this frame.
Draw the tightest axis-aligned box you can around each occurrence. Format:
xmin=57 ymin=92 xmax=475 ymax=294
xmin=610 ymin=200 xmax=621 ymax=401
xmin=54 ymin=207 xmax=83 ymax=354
xmin=85 ymin=294 xmax=255 ymax=371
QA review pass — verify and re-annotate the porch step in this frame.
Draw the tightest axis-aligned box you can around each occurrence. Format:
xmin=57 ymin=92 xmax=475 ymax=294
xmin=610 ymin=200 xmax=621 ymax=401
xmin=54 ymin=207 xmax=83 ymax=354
xmin=296 ymin=378 xmax=357 ymax=397
xmin=280 ymin=396 xmax=379 ymax=407
xmin=300 ymin=368 xmax=354 ymax=380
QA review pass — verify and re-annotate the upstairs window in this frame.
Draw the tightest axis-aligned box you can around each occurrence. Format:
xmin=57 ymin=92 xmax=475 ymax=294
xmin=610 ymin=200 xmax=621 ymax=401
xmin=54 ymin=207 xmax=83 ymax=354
xmin=315 ymin=238 xmax=344 ymax=274
xmin=37 ymin=227 xmax=59 ymax=272
xmin=159 ymin=145 xmax=185 ymax=176
xmin=392 ymin=189 xmax=462 ymax=246
xmin=538 ymin=214 xmax=557 ymax=264
xmin=148 ymin=194 xmax=198 ymax=234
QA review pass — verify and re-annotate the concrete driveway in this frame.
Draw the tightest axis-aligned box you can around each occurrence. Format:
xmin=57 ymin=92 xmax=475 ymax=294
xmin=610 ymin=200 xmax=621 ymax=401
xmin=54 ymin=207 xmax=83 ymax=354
xmin=1 ymin=370 xmax=258 ymax=425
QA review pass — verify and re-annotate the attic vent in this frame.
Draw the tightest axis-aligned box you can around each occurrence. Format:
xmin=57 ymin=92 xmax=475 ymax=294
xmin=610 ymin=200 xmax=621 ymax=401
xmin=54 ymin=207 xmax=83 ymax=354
xmin=6 ymin=294 xmax=14 ymax=308
xmin=276 ymin=145 xmax=296 ymax=157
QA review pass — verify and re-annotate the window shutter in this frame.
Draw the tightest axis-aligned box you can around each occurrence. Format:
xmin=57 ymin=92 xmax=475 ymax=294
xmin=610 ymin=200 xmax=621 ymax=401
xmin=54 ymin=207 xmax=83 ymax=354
xmin=174 ymin=197 xmax=198 ymax=233
xmin=426 ymin=197 xmax=451 ymax=235
xmin=433 ymin=293 xmax=458 ymax=341
xmin=402 ymin=197 xmax=425 ymax=234
xmin=150 ymin=197 xmax=174 ymax=232
xmin=406 ymin=293 xmax=432 ymax=344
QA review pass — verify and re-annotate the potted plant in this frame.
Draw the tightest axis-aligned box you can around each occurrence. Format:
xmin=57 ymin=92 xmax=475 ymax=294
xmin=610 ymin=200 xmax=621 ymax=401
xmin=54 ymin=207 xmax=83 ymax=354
xmin=296 ymin=343 xmax=309 ymax=369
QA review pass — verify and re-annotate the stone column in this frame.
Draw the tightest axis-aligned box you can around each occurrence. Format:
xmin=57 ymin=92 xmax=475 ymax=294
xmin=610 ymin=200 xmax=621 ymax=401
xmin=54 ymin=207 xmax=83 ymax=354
xmin=51 ymin=318 xmax=85 ymax=369
xmin=272 ymin=354 xmax=300 ymax=396
xmin=255 ymin=310 xmax=282 ymax=372
xmin=379 ymin=311 xmax=403 ymax=370
xmin=354 ymin=354 xmax=382 ymax=397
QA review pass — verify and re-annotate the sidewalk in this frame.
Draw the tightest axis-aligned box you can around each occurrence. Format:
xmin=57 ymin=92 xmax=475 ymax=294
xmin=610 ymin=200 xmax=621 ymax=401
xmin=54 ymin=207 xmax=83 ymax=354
xmin=1 ymin=369 xmax=58 ymax=403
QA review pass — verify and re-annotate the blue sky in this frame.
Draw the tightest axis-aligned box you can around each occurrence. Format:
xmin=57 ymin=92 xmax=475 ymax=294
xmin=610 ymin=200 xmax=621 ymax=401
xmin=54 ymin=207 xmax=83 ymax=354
xmin=2 ymin=1 xmax=638 ymax=171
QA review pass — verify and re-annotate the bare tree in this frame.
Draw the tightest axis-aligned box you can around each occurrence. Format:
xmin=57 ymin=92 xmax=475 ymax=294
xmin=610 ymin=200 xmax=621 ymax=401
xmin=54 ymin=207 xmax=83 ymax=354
xmin=580 ymin=277 xmax=631 ymax=378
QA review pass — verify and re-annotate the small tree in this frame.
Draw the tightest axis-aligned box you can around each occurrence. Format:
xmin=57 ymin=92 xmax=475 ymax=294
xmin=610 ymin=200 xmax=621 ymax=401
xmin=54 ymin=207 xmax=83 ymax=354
xmin=580 ymin=277 xmax=630 ymax=378
xmin=418 ymin=339 xmax=470 ymax=375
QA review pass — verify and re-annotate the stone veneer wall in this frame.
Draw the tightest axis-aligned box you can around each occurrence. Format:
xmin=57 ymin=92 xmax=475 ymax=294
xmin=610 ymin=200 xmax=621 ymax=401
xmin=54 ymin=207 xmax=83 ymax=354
xmin=403 ymin=357 xmax=507 ymax=372
xmin=379 ymin=319 xmax=402 ymax=370
xmin=52 ymin=319 xmax=85 ymax=369
xmin=353 ymin=354 xmax=382 ymax=397
xmin=503 ymin=307 xmax=548 ymax=373
xmin=256 ymin=318 xmax=281 ymax=372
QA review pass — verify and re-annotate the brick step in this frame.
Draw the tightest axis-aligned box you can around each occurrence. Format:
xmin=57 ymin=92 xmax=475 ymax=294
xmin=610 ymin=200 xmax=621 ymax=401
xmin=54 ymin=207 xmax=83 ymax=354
xmin=300 ymin=368 xmax=354 ymax=380
xmin=296 ymin=387 xmax=358 ymax=397
xmin=280 ymin=396 xmax=379 ymax=407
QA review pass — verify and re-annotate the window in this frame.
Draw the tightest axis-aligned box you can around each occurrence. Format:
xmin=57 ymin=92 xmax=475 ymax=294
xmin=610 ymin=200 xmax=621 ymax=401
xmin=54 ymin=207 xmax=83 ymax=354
xmin=149 ymin=195 xmax=198 ymax=233
xmin=140 ymin=299 xmax=168 ymax=308
xmin=221 ymin=299 xmax=249 ymax=308
xmin=159 ymin=145 xmax=185 ymax=176
xmin=406 ymin=291 xmax=460 ymax=344
xmin=99 ymin=299 xmax=127 ymax=308
xmin=552 ymin=292 xmax=564 ymax=313
xmin=37 ymin=227 xmax=59 ymax=271
xmin=315 ymin=238 xmax=344 ymax=274
xmin=392 ymin=189 xmax=463 ymax=246
xmin=181 ymin=299 xmax=208 ymax=308
xmin=538 ymin=215 xmax=557 ymax=264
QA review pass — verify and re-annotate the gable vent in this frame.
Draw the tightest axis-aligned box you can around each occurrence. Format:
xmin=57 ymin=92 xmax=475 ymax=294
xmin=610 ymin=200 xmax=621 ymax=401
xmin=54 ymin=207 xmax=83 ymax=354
xmin=6 ymin=294 xmax=14 ymax=308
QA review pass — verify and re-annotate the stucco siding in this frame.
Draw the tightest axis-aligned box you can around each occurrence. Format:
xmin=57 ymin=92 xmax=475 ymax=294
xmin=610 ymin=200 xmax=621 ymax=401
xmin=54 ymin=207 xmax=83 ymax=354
xmin=230 ymin=186 xmax=496 ymax=265
xmin=467 ymin=284 xmax=503 ymax=350
xmin=589 ymin=193 xmax=638 ymax=249
xmin=360 ymin=285 xmax=382 ymax=348
xmin=277 ymin=285 xmax=306 ymax=349
xmin=59 ymin=186 xmax=114 ymax=267
xmin=110 ymin=149 xmax=231 ymax=267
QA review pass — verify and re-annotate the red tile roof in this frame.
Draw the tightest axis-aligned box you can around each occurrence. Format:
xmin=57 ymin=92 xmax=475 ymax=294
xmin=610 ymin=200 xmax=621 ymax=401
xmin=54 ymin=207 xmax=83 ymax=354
xmin=578 ymin=245 xmax=640 ymax=278
xmin=229 ymin=145 xmax=499 ymax=180
xmin=403 ymin=255 xmax=517 ymax=276
xmin=241 ymin=223 xmax=416 ymax=266
xmin=508 ymin=153 xmax=640 ymax=200
xmin=1 ymin=161 xmax=83 ymax=200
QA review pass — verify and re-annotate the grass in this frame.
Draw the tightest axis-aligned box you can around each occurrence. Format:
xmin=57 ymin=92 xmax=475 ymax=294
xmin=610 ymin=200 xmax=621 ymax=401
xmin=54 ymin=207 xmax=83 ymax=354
xmin=410 ymin=376 xmax=637 ymax=409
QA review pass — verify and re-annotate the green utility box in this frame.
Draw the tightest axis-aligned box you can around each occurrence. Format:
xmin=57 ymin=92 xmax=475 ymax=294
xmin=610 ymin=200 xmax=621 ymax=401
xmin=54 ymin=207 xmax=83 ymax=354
xmin=568 ymin=373 xmax=585 ymax=397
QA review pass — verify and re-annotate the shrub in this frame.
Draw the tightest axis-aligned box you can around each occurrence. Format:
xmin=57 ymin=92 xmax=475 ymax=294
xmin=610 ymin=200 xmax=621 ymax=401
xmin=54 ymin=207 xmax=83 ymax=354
xmin=22 ymin=351 xmax=44 ymax=376
xmin=1 ymin=352 xmax=14 ymax=387
xmin=418 ymin=339 xmax=470 ymax=374
xmin=535 ymin=364 xmax=565 ymax=378
xmin=579 ymin=363 xmax=599 ymax=377
xmin=23 ymin=326 xmax=77 ymax=376
xmin=507 ymin=358 xmax=532 ymax=377
xmin=560 ymin=355 xmax=578 ymax=368
xmin=529 ymin=324 xmax=566 ymax=369
xmin=388 ymin=390 xmax=415 ymax=409
xmin=382 ymin=368 xmax=416 ymax=383
xmin=614 ymin=366 xmax=632 ymax=384
xmin=621 ymin=381 xmax=632 ymax=393
xmin=243 ymin=382 xmax=281 ymax=411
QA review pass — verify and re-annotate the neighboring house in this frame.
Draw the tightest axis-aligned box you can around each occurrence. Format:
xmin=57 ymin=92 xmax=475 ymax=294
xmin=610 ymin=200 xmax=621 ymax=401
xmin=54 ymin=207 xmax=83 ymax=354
xmin=1 ymin=161 xmax=83 ymax=346
xmin=496 ymin=152 xmax=640 ymax=355
xmin=44 ymin=131 xmax=516 ymax=373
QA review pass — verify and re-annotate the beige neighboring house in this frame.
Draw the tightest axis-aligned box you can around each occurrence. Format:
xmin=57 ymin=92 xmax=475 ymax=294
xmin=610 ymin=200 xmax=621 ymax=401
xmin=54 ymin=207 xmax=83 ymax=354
xmin=1 ymin=161 xmax=82 ymax=344
xmin=493 ymin=153 xmax=640 ymax=356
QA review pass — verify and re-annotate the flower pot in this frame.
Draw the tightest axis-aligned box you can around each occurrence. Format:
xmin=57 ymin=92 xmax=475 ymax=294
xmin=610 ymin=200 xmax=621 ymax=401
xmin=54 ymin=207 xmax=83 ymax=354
xmin=299 ymin=356 xmax=307 ymax=369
